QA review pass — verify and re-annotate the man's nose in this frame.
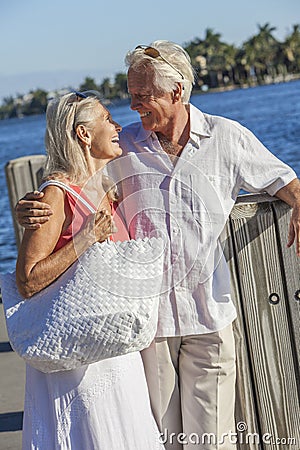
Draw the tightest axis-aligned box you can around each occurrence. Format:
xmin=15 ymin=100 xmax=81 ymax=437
xmin=130 ymin=96 xmax=139 ymax=110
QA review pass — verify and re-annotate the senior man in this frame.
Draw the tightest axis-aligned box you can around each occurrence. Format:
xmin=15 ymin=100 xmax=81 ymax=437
xmin=16 ymin=41 xmax=300 ymax=450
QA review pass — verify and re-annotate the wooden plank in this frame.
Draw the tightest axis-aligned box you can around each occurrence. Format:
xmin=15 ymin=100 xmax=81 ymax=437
xmin=222 ymin=223 xmax=261 ymax=450
xmin=235 ymin=193 xmax=275 ymax=205
xmin=5 ymin=155 xmax=46 ymax=248
xmin=272 ymin=202 xmax=300 ymax=403
xmin=229 ymin=200 xmax=300 ymax=449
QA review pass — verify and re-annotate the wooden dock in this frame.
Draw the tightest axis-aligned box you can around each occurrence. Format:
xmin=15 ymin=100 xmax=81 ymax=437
xmin=225 ymin=194 xmax=300 ymax=449
xmin=0 ymin=298 xmax=24 ymax=450
xmin=1 ymin=156 xmax=300 ymax=450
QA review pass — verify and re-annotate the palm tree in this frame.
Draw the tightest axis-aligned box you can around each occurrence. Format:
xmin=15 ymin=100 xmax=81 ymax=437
xmin=202 ymin=29 xmax=226 ymax=87
xmin=79 ymin=77 xmax=100 ymax=92
xmin=280 ymin=24 xmax=300 ymax=74
xmin=241 ymin=23 xmax=279 ymax=83
xmin=99 ymin=78 xmax=113 ymax=99
xmin=22 ymin=89 xmax=48 ymax=116
xmin=112 ymin=73 xmax=128 ymax=99
xmin=222 ymin=44 xmax=239 ymax=85
xmin=185 ymin=29 xmax=239 ymax=88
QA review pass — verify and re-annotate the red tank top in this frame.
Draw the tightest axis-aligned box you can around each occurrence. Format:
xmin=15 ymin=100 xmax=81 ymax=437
xmin=54 ymin=184 xmax=130 ymax=251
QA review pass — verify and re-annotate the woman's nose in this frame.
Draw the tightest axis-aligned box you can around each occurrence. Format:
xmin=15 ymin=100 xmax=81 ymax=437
xmin=113 ymin=121 xmax=122 ymax=132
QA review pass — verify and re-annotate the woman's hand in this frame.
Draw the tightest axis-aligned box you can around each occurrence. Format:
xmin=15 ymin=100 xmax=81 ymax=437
xmin=80 ymin=209 xmax=116 ymax=246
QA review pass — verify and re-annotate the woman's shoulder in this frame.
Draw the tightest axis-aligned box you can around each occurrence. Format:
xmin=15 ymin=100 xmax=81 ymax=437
xmin=41 ymin=173 xmax=70 ymax=185
xmin=40 ymin=175 xmax=73 ymax=192
xmin=38 ymin=176 xmax=70 ymax=205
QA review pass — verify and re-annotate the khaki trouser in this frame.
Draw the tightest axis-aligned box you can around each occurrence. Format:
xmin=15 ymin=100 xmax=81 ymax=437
xmin=141 ymin=324 xmax=236 ymax=450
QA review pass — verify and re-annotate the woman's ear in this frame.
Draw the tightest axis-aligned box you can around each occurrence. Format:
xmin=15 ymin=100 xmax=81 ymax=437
xmin=76 ymin=124 xmax=91 ymax=146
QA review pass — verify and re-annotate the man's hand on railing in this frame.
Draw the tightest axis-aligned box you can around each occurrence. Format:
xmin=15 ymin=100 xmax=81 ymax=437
xmin=275 ymin=178 xmax=300 ymax=257
xmin=287 ymin=201 xmax=300 ymax=257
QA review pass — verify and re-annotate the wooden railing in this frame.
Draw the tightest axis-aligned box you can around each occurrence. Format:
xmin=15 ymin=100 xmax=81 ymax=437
xmin=3 ymin=156 xmax=300 ymax=449
xmin=225 ymin=194 xmax=300 ymax=449
xmin=5 ymin=155 xmax=46 ymax=248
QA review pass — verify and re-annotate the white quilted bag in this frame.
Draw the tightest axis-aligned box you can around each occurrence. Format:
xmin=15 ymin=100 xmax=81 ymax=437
xmin=1 ymin=219 xmax=164 ymax=372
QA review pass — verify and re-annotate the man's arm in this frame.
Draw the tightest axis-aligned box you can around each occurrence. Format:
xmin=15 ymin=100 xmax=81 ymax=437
xmin=275 ymin=178 xmax=300 ymax=257
xmin=15 ymin=191 xmax=53 ymax=229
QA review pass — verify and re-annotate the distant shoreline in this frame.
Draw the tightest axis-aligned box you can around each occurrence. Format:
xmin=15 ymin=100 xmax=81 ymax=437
xmin=1 ymin=75 xmax=300 ymax=120
xmin=103 ymin=73 xmax=300 ymax=107
xmin=201 ymin=72 xmax=300 ymax=94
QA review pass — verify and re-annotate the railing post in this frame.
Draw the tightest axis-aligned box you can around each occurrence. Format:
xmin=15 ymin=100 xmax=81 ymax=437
xmin=5 ymin=155 xmax=46 ymax=248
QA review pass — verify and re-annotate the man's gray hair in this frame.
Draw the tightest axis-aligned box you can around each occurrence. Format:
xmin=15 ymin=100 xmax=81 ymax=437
xmin=125 ymin=40 xmax=195 ymax=104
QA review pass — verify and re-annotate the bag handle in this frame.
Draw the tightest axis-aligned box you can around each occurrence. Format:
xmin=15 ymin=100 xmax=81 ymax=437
xmin=38 ymin=180 xmax=96 ymax=214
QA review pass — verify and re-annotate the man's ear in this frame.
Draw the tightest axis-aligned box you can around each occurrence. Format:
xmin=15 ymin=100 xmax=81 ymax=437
xmin=173 ymin=83 xmax=183 ymax=102
xmin=76 ymin=124 xmax=91 ymax=146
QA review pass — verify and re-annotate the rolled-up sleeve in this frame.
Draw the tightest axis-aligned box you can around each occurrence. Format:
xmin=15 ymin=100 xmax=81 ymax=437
xmin=238 ymin=127 xmax=297 ymax=196
xmin=237 ymin=126 xmax=297 ymax=196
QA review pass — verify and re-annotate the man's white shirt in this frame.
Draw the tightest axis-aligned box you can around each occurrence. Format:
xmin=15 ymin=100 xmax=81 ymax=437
xmin=107 ymin=104 xmax=297 ymax=337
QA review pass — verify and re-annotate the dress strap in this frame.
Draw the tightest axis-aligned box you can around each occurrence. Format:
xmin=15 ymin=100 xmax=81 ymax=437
xmin=38 ymin=180 xmax=96 ymax=214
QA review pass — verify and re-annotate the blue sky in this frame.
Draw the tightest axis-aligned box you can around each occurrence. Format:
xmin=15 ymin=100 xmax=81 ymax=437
xmin=1 ymin=0 xmax=299 ymax=101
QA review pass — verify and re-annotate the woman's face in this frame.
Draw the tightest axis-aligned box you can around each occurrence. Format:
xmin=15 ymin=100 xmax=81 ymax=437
xmin=89 ymin=103 xmax=122 ymax=161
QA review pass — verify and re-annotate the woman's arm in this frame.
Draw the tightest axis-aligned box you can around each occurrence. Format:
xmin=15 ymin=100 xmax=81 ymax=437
xmin=16 ymin=186 xmax=112 ymax=298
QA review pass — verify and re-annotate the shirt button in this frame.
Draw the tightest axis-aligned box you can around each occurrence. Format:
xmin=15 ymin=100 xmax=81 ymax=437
xmin=172 ymin=228 xmax=180 ymax=234
xmin=174 ymin=286 xmax=184 ymax=293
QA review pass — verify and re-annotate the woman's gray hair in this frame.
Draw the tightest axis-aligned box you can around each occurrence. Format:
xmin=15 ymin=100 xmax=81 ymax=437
xmin=125 ymin=40 xmax=195 ymax=104
xmin=43 ymin=92 xmax=118 ymax=201
xmin=43 ymin=93 xmax=100 ymax=185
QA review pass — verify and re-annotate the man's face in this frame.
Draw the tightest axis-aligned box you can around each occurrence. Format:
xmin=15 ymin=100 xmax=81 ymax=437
xmin=127 ymin=67 xmax=175 ymax=134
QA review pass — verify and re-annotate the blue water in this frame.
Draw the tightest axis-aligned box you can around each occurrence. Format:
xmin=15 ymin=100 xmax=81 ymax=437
xmin=0 ymin=80 xmax=299 ymax=273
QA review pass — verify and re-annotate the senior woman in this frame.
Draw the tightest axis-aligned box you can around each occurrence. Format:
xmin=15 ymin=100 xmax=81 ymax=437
xmin=16 ymin=92 xmax=163 ymax=450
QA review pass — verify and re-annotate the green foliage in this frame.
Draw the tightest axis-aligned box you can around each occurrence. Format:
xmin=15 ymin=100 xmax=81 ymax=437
xmin=186 ymin=23 xmax=300 ymax=89
xmin=1 ymin=23 xmax=300 ymax=119
xmin=23 ymin=89 xmax=48 ymax=116
xmin=0 ymin=89 xmax=48 ymax=119
xmin=79 ymin=77 xmax=100 ymax=92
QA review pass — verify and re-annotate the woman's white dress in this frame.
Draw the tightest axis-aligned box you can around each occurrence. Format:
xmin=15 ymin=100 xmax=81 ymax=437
xmin=21 ymin=184 xmax=164 ymax=449
xmin=22 ymin=352 xmax=164 ymax=449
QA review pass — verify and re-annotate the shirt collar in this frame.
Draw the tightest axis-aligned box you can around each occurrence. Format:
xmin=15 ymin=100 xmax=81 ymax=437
xmin=133 ymin=103 xmax=212 ymax=143
xmin=189 ymin=103 xmax=212 ymax=138
xmin=135 ymin=125 xmax=153 ymax=143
